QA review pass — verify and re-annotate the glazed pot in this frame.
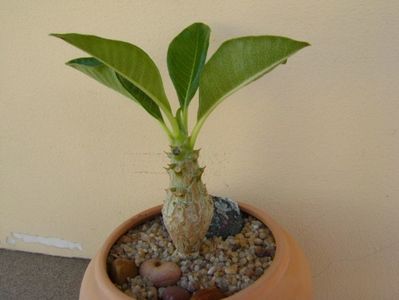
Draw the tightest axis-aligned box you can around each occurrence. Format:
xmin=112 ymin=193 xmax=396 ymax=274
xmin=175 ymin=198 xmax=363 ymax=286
xmin=80 ymin=202 xmax=313 ymax=300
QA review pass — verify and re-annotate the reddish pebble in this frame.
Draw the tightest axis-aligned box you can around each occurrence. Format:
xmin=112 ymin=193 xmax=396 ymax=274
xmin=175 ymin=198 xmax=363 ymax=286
xmin=162 ymin=286 xmax=191 ymax=300
xmin=140 ymin=259 xmax=181 ymax=287
xmin=191 ymin=287 xmax=225 ymax=300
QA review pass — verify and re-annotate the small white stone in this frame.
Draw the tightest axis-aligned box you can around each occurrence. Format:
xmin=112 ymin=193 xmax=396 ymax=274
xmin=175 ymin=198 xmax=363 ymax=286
xmin=208 ymin=266 xmax=216 ymax=275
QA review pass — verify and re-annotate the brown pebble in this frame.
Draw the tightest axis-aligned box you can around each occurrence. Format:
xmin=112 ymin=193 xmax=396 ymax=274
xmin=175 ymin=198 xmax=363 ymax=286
xmin=224 ymin=265 xmax=238 ymax=274
xmin=245 ymin=267 xmax=255 ymax=277
xmin=113 ymin=247 xmax=124 ymax=256
xmin=118 ymin=235 xmax=134 ymax=244
xmin=109 ymin=258 xmax=137 ymax=285
xmin=235 ymin=233 xmax=244 ymax=239
xmin=254 ymin=238 xmax=263 ymax=245
xmin=162 ymin=286 xmax=191 ymax=300
xmin=255 ymin=246 xmax=275 ymax=258
xmin=230 ymin=243 xmax=240 ymax=251
xmin=191 ymin=287 xmax=225 ymax=300
xmin=239 ymin=257 xmax=247 ymax=266
xmin=259 ymin=231 xmax=267 ymax=239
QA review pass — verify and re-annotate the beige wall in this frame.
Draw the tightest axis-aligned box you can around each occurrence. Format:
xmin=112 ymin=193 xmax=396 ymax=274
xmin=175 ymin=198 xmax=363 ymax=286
xmin=1 ymin=1 xmax=398 ymax=298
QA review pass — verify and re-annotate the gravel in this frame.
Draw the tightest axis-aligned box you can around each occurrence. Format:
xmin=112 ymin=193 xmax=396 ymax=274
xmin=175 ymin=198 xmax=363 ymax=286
xmin=108 ymin=214 xmax=276 ymax=299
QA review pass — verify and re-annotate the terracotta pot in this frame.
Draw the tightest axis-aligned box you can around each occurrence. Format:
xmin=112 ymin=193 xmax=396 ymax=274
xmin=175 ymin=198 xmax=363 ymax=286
xmin=80 ymin=202 xmax=313 ymax=300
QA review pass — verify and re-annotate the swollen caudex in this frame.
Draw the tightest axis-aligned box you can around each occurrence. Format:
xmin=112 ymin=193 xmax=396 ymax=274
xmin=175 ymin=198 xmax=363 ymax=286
xmin=162 ymin=146 xmax=213 ymax=256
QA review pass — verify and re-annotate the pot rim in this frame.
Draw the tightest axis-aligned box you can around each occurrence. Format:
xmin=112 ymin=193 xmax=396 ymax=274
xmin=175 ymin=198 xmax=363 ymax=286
xmin=92 ymin=202 xmax=290 ymax=299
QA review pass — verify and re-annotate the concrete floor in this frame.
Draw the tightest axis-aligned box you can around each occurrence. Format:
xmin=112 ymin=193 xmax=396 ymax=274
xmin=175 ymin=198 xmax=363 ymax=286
xmin=0 ymin=249 xmax=89 ymax=300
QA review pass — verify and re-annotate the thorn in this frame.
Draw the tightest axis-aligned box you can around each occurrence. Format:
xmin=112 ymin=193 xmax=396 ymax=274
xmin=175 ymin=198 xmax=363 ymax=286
xmin=196 ymin=167 xmax=205 ymax=179
xmin=164 ymin=151 xmax=173 ymax=159
xmin=192 ymin=149 xmax=200 ymax=160
xmin=174 ymin=191 xmax=185 ymax=197
xmin=170 ymin=187 xmax=186 ymax=197
xmin=168 ymin=163 xmax=177 ymax=169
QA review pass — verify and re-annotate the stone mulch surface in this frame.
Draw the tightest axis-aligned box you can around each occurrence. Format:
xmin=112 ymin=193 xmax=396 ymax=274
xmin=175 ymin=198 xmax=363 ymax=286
xmin=108 ymin=214 xmax=276 ymax=299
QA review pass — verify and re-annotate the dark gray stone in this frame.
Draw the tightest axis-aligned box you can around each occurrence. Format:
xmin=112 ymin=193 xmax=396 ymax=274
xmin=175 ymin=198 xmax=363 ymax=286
xmin=206 ymin=196 xmax=244 ymax=239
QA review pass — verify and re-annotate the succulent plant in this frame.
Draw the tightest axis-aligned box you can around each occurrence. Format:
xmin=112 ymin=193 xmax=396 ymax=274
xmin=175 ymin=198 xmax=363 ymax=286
xmin=51 ymin=23 xmax=309 ymax=256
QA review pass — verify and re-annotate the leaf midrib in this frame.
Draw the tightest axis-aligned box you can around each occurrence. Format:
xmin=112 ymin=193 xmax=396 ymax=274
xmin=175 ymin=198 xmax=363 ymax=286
xmin=183 ymin=28 xmax=201 ymax=108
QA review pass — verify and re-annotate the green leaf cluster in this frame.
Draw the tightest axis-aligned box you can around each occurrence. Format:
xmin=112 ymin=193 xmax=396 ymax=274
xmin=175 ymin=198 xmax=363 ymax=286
xmin=51 ymin=23 xmax=309 ymax=148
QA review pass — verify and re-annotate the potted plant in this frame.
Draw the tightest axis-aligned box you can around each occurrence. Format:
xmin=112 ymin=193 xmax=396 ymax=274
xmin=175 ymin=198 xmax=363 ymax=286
xmin=52 ymin=23 xmax=312 ymax=300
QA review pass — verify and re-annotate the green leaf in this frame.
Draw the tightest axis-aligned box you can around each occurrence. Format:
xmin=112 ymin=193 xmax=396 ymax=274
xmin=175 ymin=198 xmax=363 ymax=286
xmin=167 ymin=23 xmax=210 ymax=109
xmin=66 ymin=57 xmax=163 ymax=121
xmin=51 ymin=33 xmax=172 ymax=116
xmin=198 ymin=36 xmax=310 ymax=121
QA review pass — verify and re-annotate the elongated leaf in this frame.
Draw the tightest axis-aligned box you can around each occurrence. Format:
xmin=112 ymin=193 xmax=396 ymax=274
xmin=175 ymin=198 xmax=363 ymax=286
xmin=167 ymin=23 xmax=210 ymax=108
xmin=198 ymin=36 xmax=310 ymax=121
xmin=51 ymin=33 xmax=172 ymax=115
xmin=67 ymin=57 xmax=163 ymax=121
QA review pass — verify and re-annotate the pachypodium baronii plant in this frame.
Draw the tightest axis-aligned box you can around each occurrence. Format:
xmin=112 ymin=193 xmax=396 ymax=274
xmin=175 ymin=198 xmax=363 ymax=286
xmin=51 ymin=23 xmax=309 ymax=256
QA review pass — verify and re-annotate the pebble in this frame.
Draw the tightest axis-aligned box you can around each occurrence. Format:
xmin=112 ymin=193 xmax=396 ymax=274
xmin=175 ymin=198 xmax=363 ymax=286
xmin=254 ymin=238 xmax=263 ymax=245
xmin=225 ymin=265 xmax=238 ymax=274
xmin=118 ymin=235 xmax=135 ymax=244
xmin=109 ymin=258 xmax=138 ymax=285
xmin=259 ymin=231 xmax=268 ymax=239
xmin=129 ymin=275 xmax=155 ymax=299
xmin=255 ymin=246 xmax=276 ymax=258
xmin=147 ymin=286 xmax=158 ymax=299
xmin=162 ymin=286 xmax=191 ymax=300
xmin=239 ymin=257 xmax=247 ymax=266
xmin=206 ymin=196 xmax=244 ymax=239
xmin=187 ymin=279 xmax=200 ymax=292
xmin=139 ymin=259 xmax=181 ymax=287
xmin=191 ymin=287 xmax=225 ymax=300
xmin=109 ymin=213 xmax=276 ymax=299
xmin=245 ymin=268 xmax=255 ymax=277
xmin=207 ymin=266 xmax=216 ymax=275
xmin=255 ymin=267 xmax=264 ymax=276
